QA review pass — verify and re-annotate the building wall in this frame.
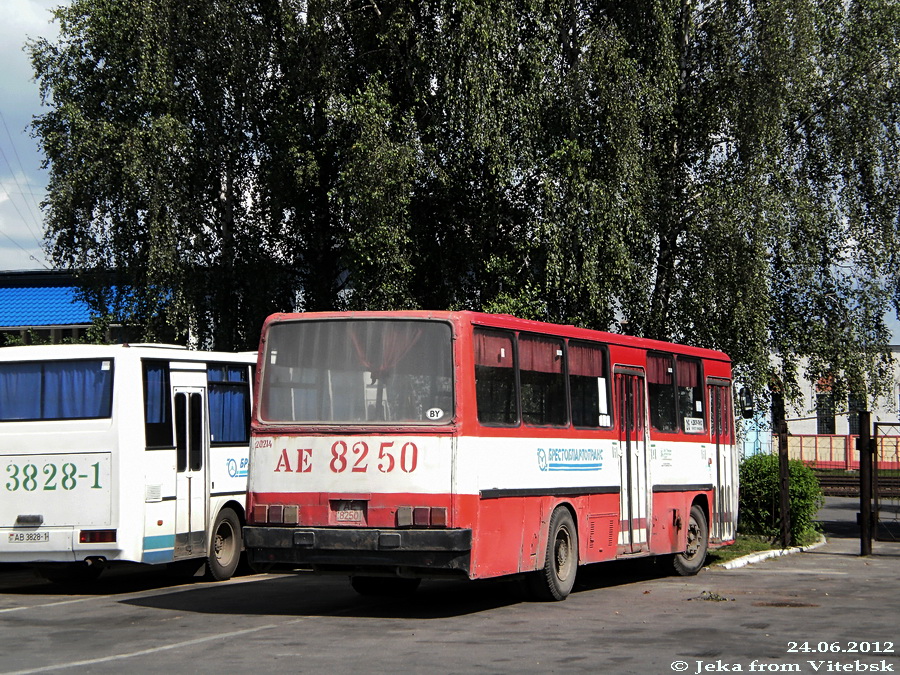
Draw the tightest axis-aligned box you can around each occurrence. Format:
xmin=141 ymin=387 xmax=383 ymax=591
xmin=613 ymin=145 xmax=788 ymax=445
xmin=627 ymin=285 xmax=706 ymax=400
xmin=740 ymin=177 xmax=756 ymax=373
xmin=786 ymin=346 xmax=900 ymax=437
xmin=739 ymin=348 xmax=900 ymax=459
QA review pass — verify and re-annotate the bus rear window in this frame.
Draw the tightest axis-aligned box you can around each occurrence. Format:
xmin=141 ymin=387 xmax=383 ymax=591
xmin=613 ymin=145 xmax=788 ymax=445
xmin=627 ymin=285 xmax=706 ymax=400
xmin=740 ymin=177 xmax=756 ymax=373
xmin=261 ymin=319 xmax=454 ymax=424
xmin=0 ymin=359 xmax=113 ymax=421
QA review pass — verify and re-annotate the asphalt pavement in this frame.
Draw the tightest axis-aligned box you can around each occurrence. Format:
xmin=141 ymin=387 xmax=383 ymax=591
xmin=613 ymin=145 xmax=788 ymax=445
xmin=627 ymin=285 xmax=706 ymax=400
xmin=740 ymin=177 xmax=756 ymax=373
xmin=0 ymin=496 xmax=898 ymax=674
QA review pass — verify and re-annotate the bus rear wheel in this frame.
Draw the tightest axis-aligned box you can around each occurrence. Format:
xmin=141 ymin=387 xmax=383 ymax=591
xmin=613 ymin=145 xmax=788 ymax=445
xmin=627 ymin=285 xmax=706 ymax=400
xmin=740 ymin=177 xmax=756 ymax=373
xmin=207 ymin=507 xmax=241 ymax=581
xmin=673 ymin=505 xmax=709 ymax=576
xmin=526 ymin=507 xmax=578 ymax=601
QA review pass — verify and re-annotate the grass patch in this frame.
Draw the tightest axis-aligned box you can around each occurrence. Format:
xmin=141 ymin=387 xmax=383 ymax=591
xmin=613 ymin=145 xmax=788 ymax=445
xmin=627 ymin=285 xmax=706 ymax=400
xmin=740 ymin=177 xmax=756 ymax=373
xmin=706 ymin=535 xmax=778 ymax=565
xmin=706 ymin=530 xmax=823 ymax=566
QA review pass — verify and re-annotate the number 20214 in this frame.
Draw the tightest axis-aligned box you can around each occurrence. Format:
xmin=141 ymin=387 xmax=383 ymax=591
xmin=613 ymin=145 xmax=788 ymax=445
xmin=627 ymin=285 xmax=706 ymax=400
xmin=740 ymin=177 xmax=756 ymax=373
xmin=6 ymin=462 xmax=102 ymax=492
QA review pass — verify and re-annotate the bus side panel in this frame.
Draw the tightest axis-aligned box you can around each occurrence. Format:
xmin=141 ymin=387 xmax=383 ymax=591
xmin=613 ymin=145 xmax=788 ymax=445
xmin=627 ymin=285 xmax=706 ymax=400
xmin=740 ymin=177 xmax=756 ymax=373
xmin=650 ymin=491 xmax=691 ymax=554
xmin=470 ymin=492 xmax=621 ymax=579
xmin=648 ymin=439 xmax=714 ymax=496
xmin=648 ymin=489 xmax=713 ymax=555
xmin=576 ymin=493 xmax=620 ymax=564
xmin=208 ymin=444 xmax=250 ymax=499
xmin=471 ymin=497 xmax=525 ymax=578
xmin=142 ymin=448 xmax=177 ymax=563
xmin=456 ymin=435 xmax=620 ymax=579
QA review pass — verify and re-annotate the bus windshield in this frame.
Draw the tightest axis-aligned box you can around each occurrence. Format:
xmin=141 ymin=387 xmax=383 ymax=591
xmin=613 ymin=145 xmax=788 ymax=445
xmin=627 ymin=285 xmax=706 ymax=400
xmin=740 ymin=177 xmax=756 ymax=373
xmin=260 ymin=319 xmax=454 ymax=425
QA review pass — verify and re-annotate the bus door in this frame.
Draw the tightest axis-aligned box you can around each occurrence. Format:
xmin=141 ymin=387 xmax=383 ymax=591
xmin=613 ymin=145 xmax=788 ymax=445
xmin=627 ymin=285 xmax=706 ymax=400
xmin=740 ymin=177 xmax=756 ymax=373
xmin=616 ymin=368 xmax=649 ymax=553
xmin=708 ymin=380 xmax=736 ymax=542
xmin=173 ymin=388 xmax=208 ymax=558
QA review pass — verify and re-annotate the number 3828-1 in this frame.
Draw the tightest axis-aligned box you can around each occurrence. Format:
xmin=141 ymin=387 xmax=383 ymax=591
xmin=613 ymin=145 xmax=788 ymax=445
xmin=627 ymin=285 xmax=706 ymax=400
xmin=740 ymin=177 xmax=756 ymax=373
xmin=6 ymin=462 xmax=102 ymax=492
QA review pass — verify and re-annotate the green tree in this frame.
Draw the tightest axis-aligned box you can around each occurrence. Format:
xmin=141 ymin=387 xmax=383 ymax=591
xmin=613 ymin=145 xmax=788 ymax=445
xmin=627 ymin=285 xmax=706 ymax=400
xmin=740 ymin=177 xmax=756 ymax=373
xmin=30 ymin=0 xmax=900 ymax=410
xmin=31 ymin=0 xmax=293 ymax=350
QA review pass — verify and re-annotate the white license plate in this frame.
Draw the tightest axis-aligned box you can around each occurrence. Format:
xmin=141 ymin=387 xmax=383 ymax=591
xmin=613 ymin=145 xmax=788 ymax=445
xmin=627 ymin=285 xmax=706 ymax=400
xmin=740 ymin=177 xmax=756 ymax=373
xmin=334 ymin=500 xmax=364 ymax=523
xmin=8 ymin=532 xmax=49 ymax=543
xmin=336 ymin=508 xmax=363 ymax=522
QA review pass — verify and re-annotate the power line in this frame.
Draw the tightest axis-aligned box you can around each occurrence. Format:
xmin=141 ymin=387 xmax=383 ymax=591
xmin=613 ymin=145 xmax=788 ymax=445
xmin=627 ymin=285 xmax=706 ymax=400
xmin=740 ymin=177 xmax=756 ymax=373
xmin=0 ymin=226 xmax=49 ymax=269
xmin=0 ymin=107 xmax=48 ymax=260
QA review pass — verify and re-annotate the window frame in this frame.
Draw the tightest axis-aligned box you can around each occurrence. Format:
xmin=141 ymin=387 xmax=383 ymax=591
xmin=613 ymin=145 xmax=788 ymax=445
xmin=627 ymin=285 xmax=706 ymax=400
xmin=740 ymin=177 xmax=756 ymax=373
xmin=676 ymin=356 xmax=706 ymax=434
xmin=474 ymin=327 xmax=520 ymax=427
xmin=207 ymin=363 xmax=252 ymax=446
xmin=260 ymin=318 xmax=455 ymax=426
xmin=143 ymin=359 xmax=174 ymax=449
xmin=568 ymin=339 xmax=613 ymax=430
xmin=647 ymin=351 xmax=678 ymax=434
xmin=518 ymin=332 xmax=568 ymax=428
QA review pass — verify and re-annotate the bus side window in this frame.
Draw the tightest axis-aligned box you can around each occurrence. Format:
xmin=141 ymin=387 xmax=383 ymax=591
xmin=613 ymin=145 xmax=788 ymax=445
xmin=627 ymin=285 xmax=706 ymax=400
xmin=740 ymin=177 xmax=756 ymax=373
xmin=569 ymin=341 xmax=611 ymax=428
xmin=474 ymin=329 xmax=518 ymax=426
xmin=143 ymin=361 xmax=173 ymax=448
xmin=519 ymin=335 xmax=566 ymax=426
xmin=647 ymin=352 xmax=676 ymax=433
xmin=175 ymin=392 xmax=187 ymax=471
xmin=189 ymin=392 xmax=203 ymax=471
xmin=208 ymin=364 xmax=251 ymax=444
xmin=676 ymin=357 xmax=704 ymax=433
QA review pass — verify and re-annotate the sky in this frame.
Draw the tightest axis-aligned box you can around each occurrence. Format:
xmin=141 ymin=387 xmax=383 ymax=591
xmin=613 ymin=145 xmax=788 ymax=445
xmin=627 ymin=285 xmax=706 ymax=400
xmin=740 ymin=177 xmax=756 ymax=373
xmin=0 ymin=0 xmax=60 ymax=271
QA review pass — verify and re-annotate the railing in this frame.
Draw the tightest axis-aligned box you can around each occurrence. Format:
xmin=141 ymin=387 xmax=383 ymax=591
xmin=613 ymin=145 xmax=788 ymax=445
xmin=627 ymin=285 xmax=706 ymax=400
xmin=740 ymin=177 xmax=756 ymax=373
xmin=815 ymin=473 xmax=900 ymax=496
xmin=771 ymin=434 xmax=900 ymax=471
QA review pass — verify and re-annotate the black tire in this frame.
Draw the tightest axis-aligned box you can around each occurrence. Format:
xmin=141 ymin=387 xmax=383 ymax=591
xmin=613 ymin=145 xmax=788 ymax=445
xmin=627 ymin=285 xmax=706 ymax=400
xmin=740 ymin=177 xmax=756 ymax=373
xmin=526 ymin=507 xmax=578 ymax=601
xmin=350 ymin=576 xmax=421 ymax=597
xmin=673 ymin=504 xmax=709 ymax=576
xmin=207 ymin=507 xmax=241 ymax=581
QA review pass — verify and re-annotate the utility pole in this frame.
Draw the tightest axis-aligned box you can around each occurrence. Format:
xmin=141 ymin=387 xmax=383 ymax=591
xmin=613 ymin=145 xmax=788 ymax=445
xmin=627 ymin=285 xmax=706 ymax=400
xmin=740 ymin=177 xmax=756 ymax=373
xmin=858 ymin=411 xmax=872 ymax=556
xmin=777 ymin=419 xmax=791 ymax=549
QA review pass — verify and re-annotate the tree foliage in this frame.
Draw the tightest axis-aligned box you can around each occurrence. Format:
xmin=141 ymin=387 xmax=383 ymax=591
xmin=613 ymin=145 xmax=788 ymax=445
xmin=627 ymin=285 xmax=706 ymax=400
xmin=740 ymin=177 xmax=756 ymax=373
xmin=30 ymin=0 xmax=900 ymax=407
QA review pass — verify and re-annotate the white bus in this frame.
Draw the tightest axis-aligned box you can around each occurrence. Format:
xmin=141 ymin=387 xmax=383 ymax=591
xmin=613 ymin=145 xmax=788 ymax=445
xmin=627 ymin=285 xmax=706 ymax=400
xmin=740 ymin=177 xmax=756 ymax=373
xmin=0 ymin=344 xmax=255 ymax=583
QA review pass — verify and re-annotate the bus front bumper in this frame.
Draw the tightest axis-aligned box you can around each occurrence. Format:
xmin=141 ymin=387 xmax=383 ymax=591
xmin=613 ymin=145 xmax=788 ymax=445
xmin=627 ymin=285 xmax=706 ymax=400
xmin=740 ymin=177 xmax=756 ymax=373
xmin=243 ymin=526 xmax=472 ymax=577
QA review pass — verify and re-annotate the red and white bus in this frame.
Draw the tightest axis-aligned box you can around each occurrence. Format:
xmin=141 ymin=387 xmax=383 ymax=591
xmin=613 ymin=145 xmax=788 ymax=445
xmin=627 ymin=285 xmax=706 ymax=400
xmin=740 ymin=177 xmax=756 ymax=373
xmin=244 ymin=311 xmax=746 ymax=600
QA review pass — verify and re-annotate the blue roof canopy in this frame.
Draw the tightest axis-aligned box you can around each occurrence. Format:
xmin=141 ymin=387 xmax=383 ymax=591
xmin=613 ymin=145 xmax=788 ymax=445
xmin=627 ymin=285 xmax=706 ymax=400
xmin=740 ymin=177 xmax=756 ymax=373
xmin=0 ymin=273 xmax=96 ymax=327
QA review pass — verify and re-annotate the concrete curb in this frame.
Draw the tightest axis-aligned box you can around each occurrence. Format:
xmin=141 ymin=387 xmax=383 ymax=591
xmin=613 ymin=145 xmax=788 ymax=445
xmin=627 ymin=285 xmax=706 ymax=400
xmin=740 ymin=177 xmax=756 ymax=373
xmin=715 ymin=535 xmax=828 ymax=570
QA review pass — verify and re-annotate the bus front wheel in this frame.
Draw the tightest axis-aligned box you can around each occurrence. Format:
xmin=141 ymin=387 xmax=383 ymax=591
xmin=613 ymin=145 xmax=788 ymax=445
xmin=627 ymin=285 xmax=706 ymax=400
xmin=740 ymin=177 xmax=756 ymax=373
xmin=673 ymin=505 xmax=709 ymax=576
xmin=207 ymin=507 xmax=241 ymax=581
xmin=526 ymin=507 xmax=578 ymax=601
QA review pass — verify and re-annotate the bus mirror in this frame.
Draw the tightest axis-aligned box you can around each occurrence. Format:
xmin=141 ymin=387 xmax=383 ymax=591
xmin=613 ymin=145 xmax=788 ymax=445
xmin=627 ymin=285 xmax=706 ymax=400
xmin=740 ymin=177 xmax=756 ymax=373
xmin=738 ymin=387 xmax=754 ymax=419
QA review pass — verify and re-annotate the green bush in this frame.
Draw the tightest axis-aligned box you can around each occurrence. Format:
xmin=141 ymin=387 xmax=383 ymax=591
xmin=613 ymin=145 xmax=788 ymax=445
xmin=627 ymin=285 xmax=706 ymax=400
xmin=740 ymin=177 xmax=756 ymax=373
xmin=738 ymin=453 xmax=824 ymax=544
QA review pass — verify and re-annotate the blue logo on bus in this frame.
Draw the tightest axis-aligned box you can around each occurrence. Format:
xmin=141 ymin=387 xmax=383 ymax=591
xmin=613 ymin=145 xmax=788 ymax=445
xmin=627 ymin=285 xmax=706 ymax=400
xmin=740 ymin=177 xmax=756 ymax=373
xmin=227 ymin=457 xmax=249 ymax=478
xmin=537 ymin=447 xmax=603 ymax=472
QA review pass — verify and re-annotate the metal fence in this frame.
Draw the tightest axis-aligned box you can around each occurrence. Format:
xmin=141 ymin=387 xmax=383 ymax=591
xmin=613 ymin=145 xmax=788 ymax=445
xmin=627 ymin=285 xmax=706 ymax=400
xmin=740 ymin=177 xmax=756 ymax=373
xmin=772 ymin=434 xmax=900 ymax=471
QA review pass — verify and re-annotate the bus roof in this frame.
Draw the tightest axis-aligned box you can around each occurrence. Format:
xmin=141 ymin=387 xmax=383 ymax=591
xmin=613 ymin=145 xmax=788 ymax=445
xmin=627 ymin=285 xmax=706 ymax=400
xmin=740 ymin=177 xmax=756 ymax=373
xmin=0 ymin=343 xmax=256 ymax=363
xmin=261 ymin=311 xmax=732 ymax=364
